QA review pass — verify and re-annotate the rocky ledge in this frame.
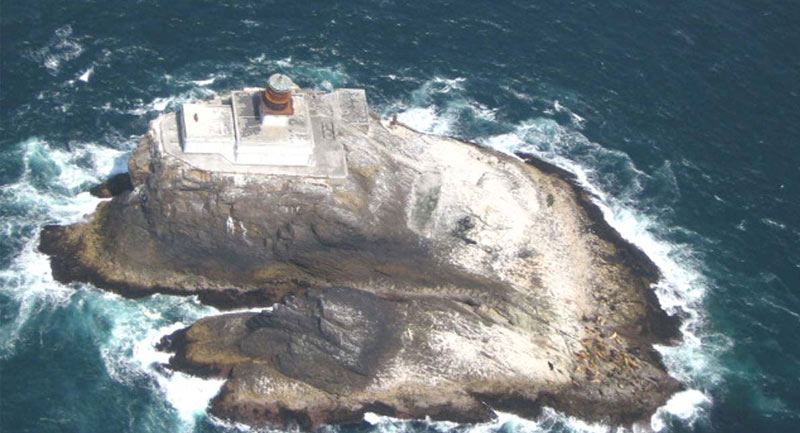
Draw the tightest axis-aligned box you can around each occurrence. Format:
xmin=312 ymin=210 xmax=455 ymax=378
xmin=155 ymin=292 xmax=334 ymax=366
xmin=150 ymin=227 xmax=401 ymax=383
xmin=39 ymin=88 xmax=681 ymax=430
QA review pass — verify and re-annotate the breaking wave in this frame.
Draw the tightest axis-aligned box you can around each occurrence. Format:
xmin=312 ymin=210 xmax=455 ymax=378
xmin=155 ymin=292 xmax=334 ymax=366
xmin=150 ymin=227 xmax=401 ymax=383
xmin=124 ymin=87 xmax=220 ymax=115
xmin=361 ymin=410 xmax=611 ymax=433
xmin=385 ymin=77 xmax=497 ymax=136
xmin=0 ymin=136 xmax=226 ymax=431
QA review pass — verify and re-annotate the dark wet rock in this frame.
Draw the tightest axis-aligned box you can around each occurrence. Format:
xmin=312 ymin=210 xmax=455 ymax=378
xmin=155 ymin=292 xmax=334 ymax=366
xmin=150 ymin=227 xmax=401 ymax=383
xmin=89 ymin=172 xmax=133 ymax=198
xmin=240 ymin=287 xmax=400 ymax=391
xmin=163 ymin=286 xmax=681 ymax=430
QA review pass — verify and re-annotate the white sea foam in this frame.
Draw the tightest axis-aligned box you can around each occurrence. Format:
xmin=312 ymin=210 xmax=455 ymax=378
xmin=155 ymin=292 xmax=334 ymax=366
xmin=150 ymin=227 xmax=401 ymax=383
xmin=0 ymin=239 xmax=73 ymax=357
xmin=246 ymin=55 xmax=349 ymax=91
xmin=0 ymin=138 xmax=125 ymax=229
xmin=651 ymin=390 xmax=711 ymax=431
xmin=398 ymin=106 xmax=454 ymax=135
xmin=241 ymin=19 xmax=262 ymax=28
xmin=207 ymin=414 xmax=285 ymax=433
xmin=127 ymin=87 xmax=218 ymax=115
xmin=276 ymin=56 xmax=293 ymax=68
xmin=78 ymin=66 xmax=94 ymax=82
xmin=134 ymin=321 xmax=224 ymax=422
xmin=192 ymin=77 xmax=217 ymax=86
xmin=0 ymin=136 xmax=226 ymax=430
xmin=27 ymin=25 xmax=84 ymax=75
xmin=391 ymin=77 xmax=497 ymax=136
xmin=0 ymin=138 xmax=124 ymax=355
xmin=553 ymin=100 xmax=586 ymax=129
xmin=95 ymin=291 xmax=226 ymax=429
xmin=364 ymin=409 xmax=618 ymax=433
xmin=761 ymin=217 xmax=786 ymax=230
xmin=135 ymin=57 xmax=353 ymax=114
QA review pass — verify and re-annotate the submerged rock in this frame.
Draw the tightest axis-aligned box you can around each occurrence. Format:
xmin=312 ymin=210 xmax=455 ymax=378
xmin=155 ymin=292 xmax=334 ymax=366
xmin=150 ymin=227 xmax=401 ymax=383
xmin=39 ymin=85 xmax=681 ymax=429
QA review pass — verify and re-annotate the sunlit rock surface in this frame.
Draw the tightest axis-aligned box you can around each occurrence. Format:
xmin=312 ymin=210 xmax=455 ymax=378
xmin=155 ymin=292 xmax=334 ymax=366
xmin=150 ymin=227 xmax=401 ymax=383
xmin=39 ymin=87 xmax=681 ymax=430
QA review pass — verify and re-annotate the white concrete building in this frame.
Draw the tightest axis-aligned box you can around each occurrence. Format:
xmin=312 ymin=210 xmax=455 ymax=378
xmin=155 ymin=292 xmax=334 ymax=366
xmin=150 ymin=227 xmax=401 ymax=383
xmin=179 ymin=74 xmax=314 ymax=167
xmin=170 ymin=74 xmax=369 ymax=177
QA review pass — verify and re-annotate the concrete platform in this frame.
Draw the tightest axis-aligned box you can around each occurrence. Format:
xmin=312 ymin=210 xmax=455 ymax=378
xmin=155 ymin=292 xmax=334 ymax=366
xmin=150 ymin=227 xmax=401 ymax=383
xmin=334 ymin=89 xmax=370 ymax=127
xmin=180 ymin=104 xmax=236 ymax=162
xmin=233 ymin=91 xmax=313 ymax=166
xmin=157 ymin=110 xmax=348 ymax=178
xmin=155 ymin=87 xmax=377 ymax=179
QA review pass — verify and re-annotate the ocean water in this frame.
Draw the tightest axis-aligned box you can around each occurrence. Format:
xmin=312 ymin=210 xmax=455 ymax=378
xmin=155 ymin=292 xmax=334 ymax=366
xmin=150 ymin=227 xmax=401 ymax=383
xmin=1 ymin=1 xmax=798 ymax=432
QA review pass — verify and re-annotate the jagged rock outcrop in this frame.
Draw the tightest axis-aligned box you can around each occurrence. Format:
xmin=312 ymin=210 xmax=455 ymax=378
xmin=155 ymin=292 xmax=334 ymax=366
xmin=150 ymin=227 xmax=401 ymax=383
xmin=39 ymin=89 xmax=681 ymax=430
xmin=158 ymin=285 xmax=680 ymax=429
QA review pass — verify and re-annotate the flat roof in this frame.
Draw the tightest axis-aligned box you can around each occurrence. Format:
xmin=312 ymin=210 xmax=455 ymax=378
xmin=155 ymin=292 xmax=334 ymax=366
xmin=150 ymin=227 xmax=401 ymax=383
xmin=181 ymin=104 xmax=235 ymax=141
xmin=233 ymin=91 xmax=312 ymax=150
xmin=159 ymin=89 xmax=353 ymax=178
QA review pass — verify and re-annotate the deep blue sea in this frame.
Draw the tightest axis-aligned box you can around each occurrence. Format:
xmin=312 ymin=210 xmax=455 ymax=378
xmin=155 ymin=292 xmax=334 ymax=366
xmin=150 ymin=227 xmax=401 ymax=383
xmin=1 ymin=1 xmax=798 ymax=432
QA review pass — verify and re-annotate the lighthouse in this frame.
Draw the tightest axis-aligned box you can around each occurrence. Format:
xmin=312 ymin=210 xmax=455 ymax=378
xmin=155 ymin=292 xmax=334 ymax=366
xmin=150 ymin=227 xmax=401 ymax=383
xmin=172 ymin=72 xmax=368 ymax=177
xmin=260 ymin=73 xmax=295 ymax=117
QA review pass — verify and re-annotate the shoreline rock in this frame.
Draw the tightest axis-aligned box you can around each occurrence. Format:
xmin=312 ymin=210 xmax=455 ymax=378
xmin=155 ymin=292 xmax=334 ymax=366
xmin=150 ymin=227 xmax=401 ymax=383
xmin=88 ymin=172 xmax=133 ymax=198
xmin=38 ymin=88 xmax=682 ymax=429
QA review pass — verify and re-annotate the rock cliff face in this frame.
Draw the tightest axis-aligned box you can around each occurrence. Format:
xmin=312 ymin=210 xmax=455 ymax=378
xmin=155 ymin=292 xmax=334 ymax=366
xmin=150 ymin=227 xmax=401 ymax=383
xmin=39 ymin=89 xmax=681 ymax=430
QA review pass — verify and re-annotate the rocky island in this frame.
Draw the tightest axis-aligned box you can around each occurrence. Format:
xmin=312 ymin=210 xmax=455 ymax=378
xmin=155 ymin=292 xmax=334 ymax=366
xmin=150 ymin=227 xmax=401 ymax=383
xmin=39 ymin=75 xmax=682 ymax=430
